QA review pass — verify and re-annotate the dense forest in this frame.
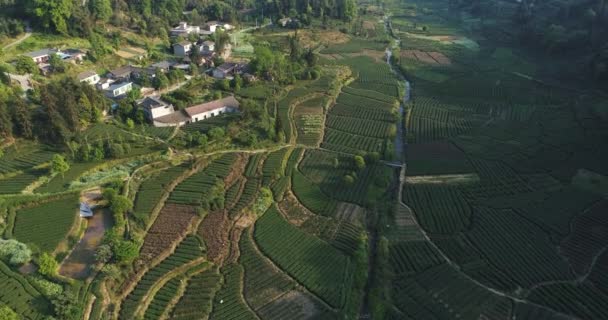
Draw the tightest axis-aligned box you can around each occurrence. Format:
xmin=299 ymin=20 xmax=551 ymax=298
xmin=0 ymin=0 xmax=358 ymax=38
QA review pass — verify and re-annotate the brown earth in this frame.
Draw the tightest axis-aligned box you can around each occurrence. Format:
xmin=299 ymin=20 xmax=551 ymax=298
xmin=139 ymin=204 xmax=198 ymax=263
xmin=335 ymin=202 xmax=366 ymax=226
xmin=346 ymin=49 xmax=386 ymax=63
xmin=59 ymin=208 xmax=114 ymax=279
xmin=401 ymin=50 xmax=452 ymax=66
xmin=198 ymin=210 xmax=230 ymax=264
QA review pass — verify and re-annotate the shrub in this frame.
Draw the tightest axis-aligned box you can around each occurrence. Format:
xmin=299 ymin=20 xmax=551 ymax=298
xmin=37 ymin=253 xmax=58 ymax=277
xmin=0 ymin=239 xmax=31 ymax=265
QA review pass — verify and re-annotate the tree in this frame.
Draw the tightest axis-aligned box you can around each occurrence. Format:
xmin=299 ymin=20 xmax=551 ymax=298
xmin=208 ymin=127 xmax=225 ymax=140
xmin=12 ymin=97 xmax=33 ymax=138
xmin=343 ymin=174 xmax=355 ymax=185
xmin=52 ymin=289 xmax=81 ymax=320
xmin=0 ymin=102 xmax=12 ymax=139
xmin=113 ymin=240 xmax=139 ymax=263
xmin=153 ymin=70 xmax=169 ymax=90
xmin=94 ymin=244 xmax=112 ymax=263
xmin=32 ymin=0 xmax=74 ymax=35
xmin=354 ymin=155 xmax=366 ymax=170
xmin=110 ymin=195 xmax=133 ymax=215
xmin=15 ymin=56 xmax=38 ymax=75
xmin=0 ymin=239 xmax=32 ymax=265
xmin=51 ymin=154 xmax=70 ymax=177
xmin=91 ymin=0 xmax=112 ymax=22
xmin=48 ymin=54 xmax=66 ymax=73
xmin=0 ymin=305 xmax=19 ymax=320
xmin=38 ymin=252 xmax=58 ymax=276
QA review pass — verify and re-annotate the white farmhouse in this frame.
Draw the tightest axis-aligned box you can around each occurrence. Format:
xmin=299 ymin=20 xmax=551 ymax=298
xmin=138 ymin=96 xmax=175 ymax=121
xmin=184 ymin=96 xmax=240 ymax=122
xmin=170 ymin=22 xmax=201 ymax=36
xmin=77 ymin=71 xmax=100 ymax=85
xmin=151 ymin=96 xmax=240 ymax=127
xmin=105 ymin=82 xmax=133 ymax=98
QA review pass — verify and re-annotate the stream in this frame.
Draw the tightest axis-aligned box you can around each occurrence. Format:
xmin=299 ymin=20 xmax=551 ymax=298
xmin=359 ymin=16 xmax=411 ymax=319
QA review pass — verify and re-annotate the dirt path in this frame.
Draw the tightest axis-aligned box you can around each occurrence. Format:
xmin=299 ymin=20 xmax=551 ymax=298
xmin=58 ymin=209 xmax=114 ymax=279
xmin=2 ymin=32 xmax=31 ymax=50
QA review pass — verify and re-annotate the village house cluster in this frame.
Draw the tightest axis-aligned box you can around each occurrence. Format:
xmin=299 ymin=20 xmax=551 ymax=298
xmin=16 ymin=19 xmax=248 ymax=128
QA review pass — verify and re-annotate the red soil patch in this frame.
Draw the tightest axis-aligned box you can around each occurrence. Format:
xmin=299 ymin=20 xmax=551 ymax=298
xmin=401 ymin=50 xmax=451 ymax=66
xmin=198 ymin=210 xmax=230 ymax=264
xmin=140 ymin=204 xmax=198 ymax=263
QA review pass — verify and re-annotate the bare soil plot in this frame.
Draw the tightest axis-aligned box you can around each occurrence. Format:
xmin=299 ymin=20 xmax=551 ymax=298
xmin=198 ymin=210 xmax=230 ymax=264
xmin=139 ymin=204 xmax=198 ymax=263
xmin=401 ymin=50 xmax=451 ymax=66
xmin=115 ymin=46 xmax=146 ymax=59
xmin=59 ymin=209 xmax=114 ymax=279
xmin=335 ymin=202 xmax=366 ymax=226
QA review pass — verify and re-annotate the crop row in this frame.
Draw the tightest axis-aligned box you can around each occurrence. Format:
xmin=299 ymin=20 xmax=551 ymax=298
xmin=181 ymin=114 xmax=240 ymax=134
xmin=331 ymin=222 xmax=364 ymax=256
xmin=0 ymin=261 xmax=51 ymax=320
xmin=239 ymin=228 xmax=294 ymax=309
xmin=270 ymin=176 xmax=290 ymax=202
xmin=322 ymin=128 xmax=385 ymax=154
xmin=0 ymin=171 xmax=43 ymax=194
xmin=402 ymin=184 xmax=471 ymax=234
xmin=0 ymin=149 xmax=54 ymax=175
xmin=262 ymin=148 xmax=292 ymax=184
xmin=342 ymin=86 xmax=397 ymax=104
xmin=466 ymin=207 xmax=573 ymax=290
xmin=121 ymin=236 xmax=205 ymax=319
xmin=209 ymin=264 xmax=257 ymax=320
xmin=13 ymin=195 xmax=78 ymax=252
xmin=139 ymin=204 xmax=199 ymax=263
xmin=254 ymin=206 xmax=351 ymax=308
xmin=143 ymin=276 xmax=182 ymax=320
xmin=171 ymin=267 xmax=222 ymax=320
xmin=133 ymin=165 xmax=189 ymax=225
xmin=326 ymin=114 xmax=395 ymax=138
xmin=389 ymin=241 xmax=443 ymax=275
xmin=336 ymin=92 xmax=395 ymax=111
xmin=231 ymin=178 xmax=260 ymax=217
xmin=244 ymin=153 xmax=264 ymax=177
xmin=330 ymin=103 xmax=396 ymax=122
xmin=392 ymin=263 xmax=511 ymax=319
xmin=296 ymin=114 xmax=323 ymax=146
xmin=292 ymin=170 xmax=337 ymax=216
xmin=528 ymin=283 xmax=608 ymax=320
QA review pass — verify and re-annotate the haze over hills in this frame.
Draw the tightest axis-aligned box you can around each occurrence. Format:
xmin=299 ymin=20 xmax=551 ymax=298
xmin=0 ymin=0 xmax=606 ymax=319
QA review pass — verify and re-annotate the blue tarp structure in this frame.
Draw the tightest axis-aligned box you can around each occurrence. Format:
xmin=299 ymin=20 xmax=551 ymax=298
xmin=80 ymin=203 xmax=93 ymax=218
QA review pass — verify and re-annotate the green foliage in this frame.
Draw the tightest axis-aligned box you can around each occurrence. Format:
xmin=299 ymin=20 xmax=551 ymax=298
xmin=37 ymin=253 xmax=58 ymax=277
xmin=14 ymin=56 xmax=38 ymax=75
xmin=32 ymin=0 xmax=74 ymax=35
xmin=112 ymin=240 xmax=138 ymax=264
xmin=0 ymin=239 xmax=31 ymax=265
xmin=0 ymin=305 xmax=19 ymax=320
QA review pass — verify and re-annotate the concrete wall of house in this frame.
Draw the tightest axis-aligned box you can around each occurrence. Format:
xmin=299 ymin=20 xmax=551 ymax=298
xmin=174 ymin=45 xmax=191 ymax=57
xmin=153 ymin=120 xmax=184 ymax=127
xmin=150 ymin=106 xmax=174 ymax=119
xmin=190 ymin=106 xmax=235 ymax=122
